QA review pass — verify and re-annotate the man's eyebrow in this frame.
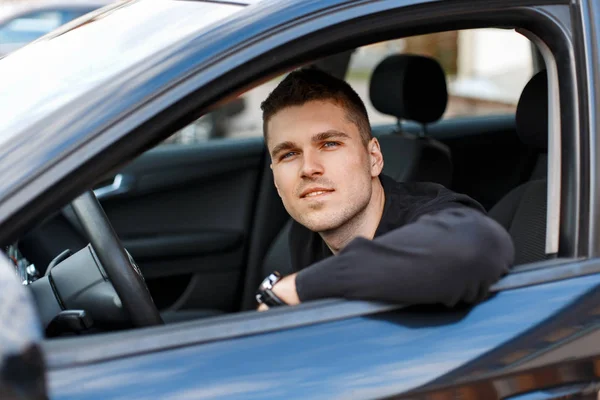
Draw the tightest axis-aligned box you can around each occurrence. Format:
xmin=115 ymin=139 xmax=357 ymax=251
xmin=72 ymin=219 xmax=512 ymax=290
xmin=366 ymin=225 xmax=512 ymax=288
xmin=270 ymin=131 xmax=350 ymax=159
xmin=271 ymin=141 xmax=296 ymax=159
xmin=312 ymin=130 xmax=351 ymax=142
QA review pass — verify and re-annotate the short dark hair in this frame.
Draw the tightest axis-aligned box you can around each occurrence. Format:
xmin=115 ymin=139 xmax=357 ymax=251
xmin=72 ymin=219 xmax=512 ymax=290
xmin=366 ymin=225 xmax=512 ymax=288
xmin=261 ymin=68 xmax=372 ymax=146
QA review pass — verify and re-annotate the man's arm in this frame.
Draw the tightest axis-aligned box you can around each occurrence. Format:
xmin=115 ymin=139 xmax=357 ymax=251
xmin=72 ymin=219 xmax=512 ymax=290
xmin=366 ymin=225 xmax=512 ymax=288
xmin=289 ymin=206 xmax=514 ymax=307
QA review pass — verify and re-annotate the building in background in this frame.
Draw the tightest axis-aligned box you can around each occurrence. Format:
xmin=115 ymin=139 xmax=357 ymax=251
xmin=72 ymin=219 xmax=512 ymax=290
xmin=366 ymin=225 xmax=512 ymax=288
xmin=346 ymin=28 xmax=533 ymax=123
xmin=451 ymin=28 xmax=534 ymax=116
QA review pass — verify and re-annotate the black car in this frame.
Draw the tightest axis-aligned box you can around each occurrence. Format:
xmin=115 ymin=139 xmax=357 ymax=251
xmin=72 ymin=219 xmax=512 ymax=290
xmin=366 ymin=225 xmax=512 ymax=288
xmin=1 ymin=0 xmax=600 ymax=399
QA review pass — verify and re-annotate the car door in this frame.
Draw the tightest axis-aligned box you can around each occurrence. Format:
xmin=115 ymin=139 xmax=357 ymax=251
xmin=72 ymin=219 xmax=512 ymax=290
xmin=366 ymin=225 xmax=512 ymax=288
xmin=43 ymin=264 xmax=600 ymax=400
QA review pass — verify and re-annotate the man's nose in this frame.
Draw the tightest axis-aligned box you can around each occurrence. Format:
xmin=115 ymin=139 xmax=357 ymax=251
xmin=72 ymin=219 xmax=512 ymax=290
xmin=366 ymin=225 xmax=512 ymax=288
xmin=300 ymin=151 xmax=324 ymax=178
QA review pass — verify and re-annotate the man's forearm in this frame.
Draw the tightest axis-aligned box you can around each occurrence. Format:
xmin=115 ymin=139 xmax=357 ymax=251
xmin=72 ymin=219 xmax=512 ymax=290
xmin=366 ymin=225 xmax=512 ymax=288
xmin=295 ymin=207 xmax=514 ymax=307
xmin=272 ymin=273 xmax=300 ymax=305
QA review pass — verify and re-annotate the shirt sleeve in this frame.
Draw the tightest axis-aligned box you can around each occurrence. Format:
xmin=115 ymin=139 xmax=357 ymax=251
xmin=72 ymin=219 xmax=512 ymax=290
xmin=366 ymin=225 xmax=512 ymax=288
xmin=294 ymin=205 xmax=515 ymax=307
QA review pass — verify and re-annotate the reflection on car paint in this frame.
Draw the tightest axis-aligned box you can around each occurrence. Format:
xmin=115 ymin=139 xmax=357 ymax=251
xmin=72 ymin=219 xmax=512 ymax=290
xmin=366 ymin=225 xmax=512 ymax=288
xmin=49 ymin=273 xmax=600 ymax=400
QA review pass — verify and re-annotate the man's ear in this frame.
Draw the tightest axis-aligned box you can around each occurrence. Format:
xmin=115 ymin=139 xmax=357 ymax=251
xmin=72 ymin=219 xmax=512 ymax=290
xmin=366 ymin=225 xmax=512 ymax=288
xmin=368 ymin=137 xmax=384 ymax=177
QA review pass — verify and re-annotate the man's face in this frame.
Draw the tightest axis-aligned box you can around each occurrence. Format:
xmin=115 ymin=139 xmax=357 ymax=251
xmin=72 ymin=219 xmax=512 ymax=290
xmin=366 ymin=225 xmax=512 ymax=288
xmin=267 ymin=100 xmax=382 ymax=233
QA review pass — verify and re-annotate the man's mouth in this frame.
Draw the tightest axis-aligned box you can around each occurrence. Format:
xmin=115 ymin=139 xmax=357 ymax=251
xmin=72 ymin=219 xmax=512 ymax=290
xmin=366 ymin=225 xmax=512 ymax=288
xmin=300 ymin=188 xmax=334 ymax=198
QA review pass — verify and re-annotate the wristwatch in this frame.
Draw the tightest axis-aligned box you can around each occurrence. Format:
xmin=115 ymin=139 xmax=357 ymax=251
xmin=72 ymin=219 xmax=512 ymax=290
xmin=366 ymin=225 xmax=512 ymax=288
xmin=256 ymin=271 xmax=287 ymax=307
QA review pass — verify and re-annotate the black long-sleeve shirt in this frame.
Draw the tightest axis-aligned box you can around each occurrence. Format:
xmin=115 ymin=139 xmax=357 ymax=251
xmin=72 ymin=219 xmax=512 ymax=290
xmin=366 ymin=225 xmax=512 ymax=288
xmin=290 ymin=174 xmax=515 ymax=307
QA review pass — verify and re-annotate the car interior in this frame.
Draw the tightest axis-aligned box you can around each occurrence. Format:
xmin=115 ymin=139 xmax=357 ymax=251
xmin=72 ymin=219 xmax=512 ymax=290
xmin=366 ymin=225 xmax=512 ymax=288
xmin=7 ymin=24 xmax=553 ymax=336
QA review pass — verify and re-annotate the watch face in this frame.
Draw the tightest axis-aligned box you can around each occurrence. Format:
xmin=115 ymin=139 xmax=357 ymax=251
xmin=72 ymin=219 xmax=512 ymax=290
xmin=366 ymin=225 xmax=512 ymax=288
xmin=256 ymin=272 xmax=285 ymax=306
xmin=260 ymin=278 xmax=272 ymax=291
xmin=262 ymin=273 xmax=278 ymax=290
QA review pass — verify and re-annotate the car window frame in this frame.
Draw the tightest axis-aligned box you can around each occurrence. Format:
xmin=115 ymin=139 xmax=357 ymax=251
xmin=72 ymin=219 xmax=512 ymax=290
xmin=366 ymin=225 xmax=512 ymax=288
xmin=0 ymin=2 xmax=580 ymax=258
xmin=23 ymin=0 xmax=587 ymax=361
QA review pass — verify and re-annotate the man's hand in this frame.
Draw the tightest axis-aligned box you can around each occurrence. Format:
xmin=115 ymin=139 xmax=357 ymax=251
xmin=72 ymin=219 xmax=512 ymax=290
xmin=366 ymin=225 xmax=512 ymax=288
xmin=257 ymin=273 xmax=300 ymax=311
xmin=272 ymin=272 xmax=300 ymax=304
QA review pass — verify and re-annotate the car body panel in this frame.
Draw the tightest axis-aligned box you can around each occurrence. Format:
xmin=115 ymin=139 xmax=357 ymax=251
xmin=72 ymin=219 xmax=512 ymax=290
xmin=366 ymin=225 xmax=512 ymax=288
xmin=48 ymin=272 xmax=600 ymax=399
xmin=0 ymin=254 xmax=45 ymax=398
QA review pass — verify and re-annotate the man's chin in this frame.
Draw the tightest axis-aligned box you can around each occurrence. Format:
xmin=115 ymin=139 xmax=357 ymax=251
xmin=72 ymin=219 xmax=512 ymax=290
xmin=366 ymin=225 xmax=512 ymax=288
xmin=296 ymin=213 xmax=344 ymax=233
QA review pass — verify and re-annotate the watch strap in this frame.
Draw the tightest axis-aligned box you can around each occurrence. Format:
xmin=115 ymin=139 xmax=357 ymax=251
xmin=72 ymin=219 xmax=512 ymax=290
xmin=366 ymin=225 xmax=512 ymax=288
xmin=256 ymin=271 xmax=287 ymax=307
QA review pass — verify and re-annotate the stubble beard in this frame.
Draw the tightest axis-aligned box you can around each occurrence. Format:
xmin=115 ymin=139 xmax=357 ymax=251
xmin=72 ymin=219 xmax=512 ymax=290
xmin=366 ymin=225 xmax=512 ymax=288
xmin=295 ymin=188 xmax=372 ymax=236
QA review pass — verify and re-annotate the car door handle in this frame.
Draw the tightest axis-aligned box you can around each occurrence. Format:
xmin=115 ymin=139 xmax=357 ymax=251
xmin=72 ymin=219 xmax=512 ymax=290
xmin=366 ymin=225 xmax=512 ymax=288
xmin=93 ymin=174 xmax=134 ymax=200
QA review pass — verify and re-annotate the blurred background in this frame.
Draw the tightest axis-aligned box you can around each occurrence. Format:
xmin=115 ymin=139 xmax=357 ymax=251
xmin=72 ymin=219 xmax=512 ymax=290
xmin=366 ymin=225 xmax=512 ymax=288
xmin=0 ymin=0 xmax=534 ymax=143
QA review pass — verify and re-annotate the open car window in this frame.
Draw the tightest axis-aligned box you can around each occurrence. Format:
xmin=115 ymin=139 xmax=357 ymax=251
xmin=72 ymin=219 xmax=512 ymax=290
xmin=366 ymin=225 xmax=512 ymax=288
xmin=12 ymin=26 xmax=552 ymax=328
xmin=166 ymin=28 xmax=534 ymax=146
xmin=0 ymin=0 xmax=574 ymax=353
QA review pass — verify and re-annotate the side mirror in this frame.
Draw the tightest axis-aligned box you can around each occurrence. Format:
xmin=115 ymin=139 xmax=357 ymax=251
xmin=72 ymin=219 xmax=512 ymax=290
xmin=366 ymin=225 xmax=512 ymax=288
xmin=0 ymin=253 xmax=47 ymax=400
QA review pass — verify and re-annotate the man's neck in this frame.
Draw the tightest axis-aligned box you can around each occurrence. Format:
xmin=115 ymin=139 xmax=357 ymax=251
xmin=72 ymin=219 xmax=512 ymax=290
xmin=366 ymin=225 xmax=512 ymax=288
xmin=320 ymin=178 xmax=386 ymax=254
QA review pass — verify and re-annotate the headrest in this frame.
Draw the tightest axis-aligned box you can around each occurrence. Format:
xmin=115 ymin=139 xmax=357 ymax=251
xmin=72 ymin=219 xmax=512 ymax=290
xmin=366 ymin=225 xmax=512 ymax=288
xmin=369 ymin=54 xmax=447 ymax=124
xmin=516 ymin=70 xmax=548 ymax=151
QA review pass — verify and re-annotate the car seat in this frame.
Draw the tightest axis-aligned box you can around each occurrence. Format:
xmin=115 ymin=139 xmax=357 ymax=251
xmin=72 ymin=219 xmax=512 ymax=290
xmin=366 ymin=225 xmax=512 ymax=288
xmin=488 ymin=70 xmax=550 ymax=265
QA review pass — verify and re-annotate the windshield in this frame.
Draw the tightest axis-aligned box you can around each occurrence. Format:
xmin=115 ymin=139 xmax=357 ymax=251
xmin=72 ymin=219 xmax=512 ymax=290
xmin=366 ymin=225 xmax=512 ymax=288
xmin=0 ymin=0 xmax=241 ymax=147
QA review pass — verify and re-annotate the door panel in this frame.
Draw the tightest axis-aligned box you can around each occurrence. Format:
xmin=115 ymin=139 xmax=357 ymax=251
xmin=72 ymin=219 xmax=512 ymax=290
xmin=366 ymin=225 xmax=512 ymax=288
xmin=20 ymin=137 xmax=267 ymax=313
xmin=47 ymin=265 xmax=600 ymax=400
xmin=103 ymin=172 xmax=254 ymax=276
xmin=100 ymin=138 xmax=265 ymax=312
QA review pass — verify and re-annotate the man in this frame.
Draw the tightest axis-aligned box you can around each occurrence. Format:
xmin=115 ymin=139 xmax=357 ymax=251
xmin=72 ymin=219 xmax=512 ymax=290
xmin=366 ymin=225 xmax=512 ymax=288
xmin=255 ymin=68 xmax=514 ymax=310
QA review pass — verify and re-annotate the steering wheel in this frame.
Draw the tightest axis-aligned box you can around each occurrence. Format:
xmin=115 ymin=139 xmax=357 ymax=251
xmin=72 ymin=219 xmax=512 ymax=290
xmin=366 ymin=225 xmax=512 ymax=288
xmin=70 ymin=191 xmax=163 ymax=327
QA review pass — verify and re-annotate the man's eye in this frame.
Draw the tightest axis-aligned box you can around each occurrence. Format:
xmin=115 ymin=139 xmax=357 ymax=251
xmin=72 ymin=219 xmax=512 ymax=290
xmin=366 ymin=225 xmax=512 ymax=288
xmin=280 ymin=152 xmax=296 ymax=160
xmin=323 ymin=141 xmax=340 ymax=148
